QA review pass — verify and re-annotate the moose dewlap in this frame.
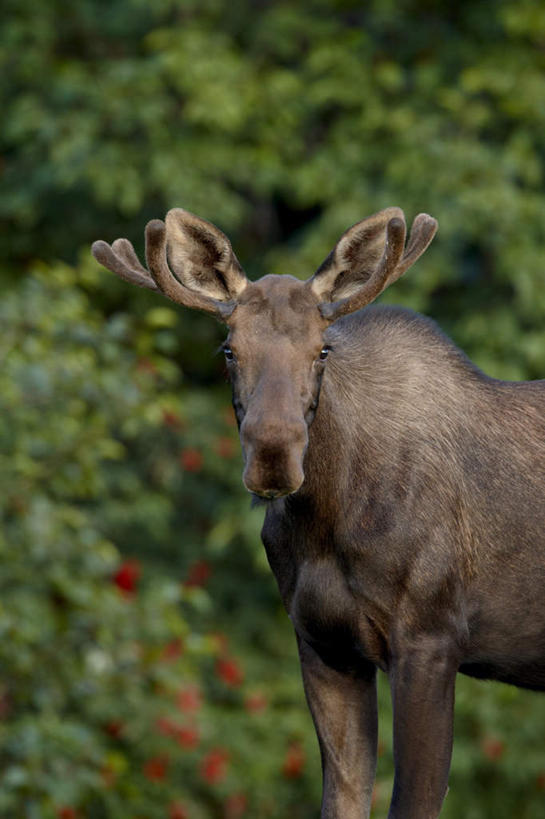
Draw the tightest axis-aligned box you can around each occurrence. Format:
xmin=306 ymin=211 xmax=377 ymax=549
xmin=93 ymin=207 xmax=545 ymax=819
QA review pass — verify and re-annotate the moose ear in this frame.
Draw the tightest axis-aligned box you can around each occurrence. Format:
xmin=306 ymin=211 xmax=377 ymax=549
xmin=165 ymin=208 xmax=248 ymax=302
xmin=308 ymin=208 xmax=437 ymax=321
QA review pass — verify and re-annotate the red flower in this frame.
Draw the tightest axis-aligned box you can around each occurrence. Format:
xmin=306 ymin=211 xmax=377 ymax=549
xmin=244 ymin=693 xmax=268 ymax=714
xmin=184 ymin=560 xmax=212 ymax=588
xmin=179 ymin=448 xmax=203 ymax=472
xmin=216 ymin=657 xmax=244 ymax=687
xmin=215 ymin=436 xmax=236 ymax=459
xmin=160 ymin=638 xmax=184 ymax=662
xmin=104 ymin=720 xmax=124 ymax=739
xmin=56 ymin=809 xmax=77 ymax=819
xmin=169 ymin=802 xmax=189 ymax=819
xmin=282 ymin=742 xmax=306 ymax=779
xmin=537 ymin=772 xmax=545 ymax=790
xmin=176 ymin=725 xmax=199 ymax=749
xmin=143 ymin=755 xmax=169 ymax=781
xmin=224 ymin=792 xmax=248 ymax=818
xmin=177 ymin=685 xmax=202 ymax=713
xmin=113 ymin=560 xmax=141 ymax=595
xmin=201 ymin=748 xmax=229 ymax=784
xmin=481 ymin=736 xmax=505 ymax=761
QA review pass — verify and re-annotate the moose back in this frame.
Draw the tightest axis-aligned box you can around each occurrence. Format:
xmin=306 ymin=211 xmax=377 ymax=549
xmin=93 ymin=207 xmax=545 ymax=819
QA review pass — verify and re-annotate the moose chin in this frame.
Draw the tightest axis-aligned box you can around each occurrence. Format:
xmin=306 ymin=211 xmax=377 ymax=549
xmin=93 ymin=206 xmax=545 ymax=819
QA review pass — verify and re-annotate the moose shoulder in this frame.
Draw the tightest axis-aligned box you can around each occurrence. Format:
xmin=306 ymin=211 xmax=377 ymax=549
xmin=93 ymin=207 xmax=545 ymax=819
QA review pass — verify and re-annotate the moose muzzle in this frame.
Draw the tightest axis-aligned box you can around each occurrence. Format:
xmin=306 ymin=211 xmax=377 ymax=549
xmin=240 ymin=415 xmax=308 ymax=498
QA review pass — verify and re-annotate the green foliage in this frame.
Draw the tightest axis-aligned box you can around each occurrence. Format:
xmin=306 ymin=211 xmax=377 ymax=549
xmin=2 ymin=1 xmax=545 ymax=816
xmin=0 ymin=267 xmax=323 ymax=817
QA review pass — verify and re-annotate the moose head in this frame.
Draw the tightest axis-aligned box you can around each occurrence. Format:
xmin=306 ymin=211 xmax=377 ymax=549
xmin=92 ymin=207 xmax=437 ymax=499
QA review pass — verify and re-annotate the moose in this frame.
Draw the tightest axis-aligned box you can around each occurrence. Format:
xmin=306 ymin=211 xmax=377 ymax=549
xmin=93 ymin=206 xmax=545 ymax=818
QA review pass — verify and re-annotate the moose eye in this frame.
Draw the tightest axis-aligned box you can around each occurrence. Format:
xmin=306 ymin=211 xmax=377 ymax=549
xmin=319 ymin=346 xmax=331 ymax=361
xmin=223 ymin=345 xmax=235 ymax=362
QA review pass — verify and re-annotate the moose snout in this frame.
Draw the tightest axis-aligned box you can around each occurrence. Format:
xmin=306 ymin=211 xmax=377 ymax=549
xmin=240 ymin=416 xmax=308 ymax=498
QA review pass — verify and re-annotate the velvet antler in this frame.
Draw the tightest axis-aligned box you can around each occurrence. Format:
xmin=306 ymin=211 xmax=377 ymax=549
xmin=92 ymin=210 xmax=248 ymax=320
xmin=309 ymin=209 xmax=438 ymax=321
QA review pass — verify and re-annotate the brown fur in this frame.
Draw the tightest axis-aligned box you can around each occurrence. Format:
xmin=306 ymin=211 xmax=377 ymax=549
xmin=93 ymin=207 xmax=545 ymax=819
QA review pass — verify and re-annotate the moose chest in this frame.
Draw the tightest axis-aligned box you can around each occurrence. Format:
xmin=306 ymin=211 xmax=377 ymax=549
xmin=291 ymin=558 xmax=390 ymax=671
xmin=262 ymin=505 xmax=390 ymax=671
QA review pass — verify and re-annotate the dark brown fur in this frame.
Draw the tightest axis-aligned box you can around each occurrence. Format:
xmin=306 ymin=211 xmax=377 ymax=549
xmin=93 ymin=207 xmax=545 ymax=819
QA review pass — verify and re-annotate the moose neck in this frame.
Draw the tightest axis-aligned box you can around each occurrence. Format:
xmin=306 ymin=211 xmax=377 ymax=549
xmin=296 ymin=307 xmax=477 ymax=517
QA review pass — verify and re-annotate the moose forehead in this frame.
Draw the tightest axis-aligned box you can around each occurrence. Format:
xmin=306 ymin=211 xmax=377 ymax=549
xmin=229 ymin=275 xmax=326 ymax=342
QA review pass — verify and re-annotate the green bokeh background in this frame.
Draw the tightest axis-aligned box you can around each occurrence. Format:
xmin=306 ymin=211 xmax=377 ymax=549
xmin=1 ymin=1 xmax=545 ymax=817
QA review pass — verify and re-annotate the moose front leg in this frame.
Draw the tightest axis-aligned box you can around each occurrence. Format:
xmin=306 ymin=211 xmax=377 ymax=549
xmin=297 ymin=636 xmax=378 ymax=819
xmin=387 ymin=635 xmax=459 ymax=819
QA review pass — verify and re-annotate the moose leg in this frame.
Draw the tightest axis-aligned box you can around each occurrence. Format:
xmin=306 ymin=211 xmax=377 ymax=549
xmin=297 ymin=636 xmax=378 ymax=819
xmin=387 ymin=636 xmax=458 ymax=819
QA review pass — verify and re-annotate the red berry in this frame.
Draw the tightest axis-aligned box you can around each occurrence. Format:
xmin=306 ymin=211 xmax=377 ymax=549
xmin=143 ymin=755 xmax=169 ymax=781
xmin=179 ymin=448 xmax=203 ymax=472
xmin=56 ymin=809 xmax=77 ymax=819
xmin=113 ymin=560 xmax=141 ymax=594
xmin=104 ymin=720 xmax=124 ymax=739
xmin=184 ymin=560 xmax=211 ymax=588
xmin=215 ymin=436 xmax=236 ymax=458
xmin=244 ymin=693 xmax=268 ymax=714
xmin=222 ymin=407 xmax=237 ymax=427
xmin=177 ymin=685 xmax=202 ymax=713
xmin=156 ymin=716 xmax=177 ymax=737
xmin=282 ymin=742 xmax=305 ymax=779
xmin=216 ymin=657 xmax=244 ymax=687
xmin=161 ymin=638 xmax=184 ymax=662
xmin=201 ymin=748 xmax=229 ymax=784
xmin=176 ymin=725 xmax=199 ymax=749
xmin=224 ymin=792 xmax=248 ymax=818
xmin=168 ymin=802 xmax=189 ymax=819
xmin=481 ymin=736 xmax=505 ymax=761
xmin=162 ymin=410 xmax=182 ymax=429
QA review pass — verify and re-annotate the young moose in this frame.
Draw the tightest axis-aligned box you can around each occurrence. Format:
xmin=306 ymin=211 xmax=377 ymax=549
xmin=93 ymin=207 xmax=545 ymax=819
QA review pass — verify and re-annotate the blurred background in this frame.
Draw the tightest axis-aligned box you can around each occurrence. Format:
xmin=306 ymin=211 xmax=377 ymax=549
xmin=1 ymin=1 xmax=545 ymax=817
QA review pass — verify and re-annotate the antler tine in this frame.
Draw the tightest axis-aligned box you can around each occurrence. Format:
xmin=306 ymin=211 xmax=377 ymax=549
xmin=393 ymin=213 xmax=438 ymax=281
xmin=145 ymin=219 xmax=235 ymax=317
xmin=91 ymin=239 xmax=159 ymax=292
xmin=321 ymin=216 xmax=407 ymax=321
xmin=111 ymin=238 xmax=150 ymax=277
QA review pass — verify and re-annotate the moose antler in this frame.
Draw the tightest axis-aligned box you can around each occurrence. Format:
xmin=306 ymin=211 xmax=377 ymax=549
xmin=91 ymin=235 xmax=160 ymax=292
xmin=92 ymin=212 xmax=248 ymax=319
xmin=311 ymin=210 xmax=438 ymax=321
xmin=390 ymin=212 xmax=438 ymax=281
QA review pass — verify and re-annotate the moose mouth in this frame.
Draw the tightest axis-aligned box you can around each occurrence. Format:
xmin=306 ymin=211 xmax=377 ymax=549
xmin=248 ymin=486 xmax=298 ymax=501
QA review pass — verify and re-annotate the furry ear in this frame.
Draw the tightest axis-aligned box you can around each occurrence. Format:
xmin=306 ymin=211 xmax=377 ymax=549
xmin=310 ymin=208 xmax=405 ymax=302
xmin=165 ymin=208 xmax=247 ymax=301
xmin=308 ymin=208 xmax=437 ymax=321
